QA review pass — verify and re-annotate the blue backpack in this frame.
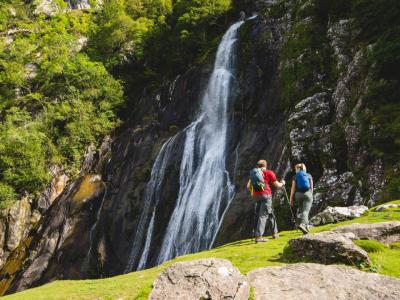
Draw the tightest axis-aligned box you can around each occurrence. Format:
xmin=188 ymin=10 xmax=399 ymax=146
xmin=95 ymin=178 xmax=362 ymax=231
xmin=250 ymin=168 xmax=265 ymax=192
xmin=295 ymin=171 xmax=310 ymax=192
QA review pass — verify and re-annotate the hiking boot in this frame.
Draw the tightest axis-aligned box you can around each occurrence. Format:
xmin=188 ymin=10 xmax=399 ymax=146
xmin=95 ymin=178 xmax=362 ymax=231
xmin=273 ymin=233 xmax=279 ymax=239
xmin=298 ymin=224 xmax=309 ymax=234
xmin=255 ymin=237 xmax=268 ymax=243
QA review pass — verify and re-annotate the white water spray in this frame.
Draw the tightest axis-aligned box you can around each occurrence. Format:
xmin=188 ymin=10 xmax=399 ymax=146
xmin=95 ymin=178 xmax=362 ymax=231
xmin=156 ymin=20 xmax=244 ymax=264
xmin=126 ymin=19 xmax=246 ymax=271
xmin=124 ymin=136 xmax=177 ymax=273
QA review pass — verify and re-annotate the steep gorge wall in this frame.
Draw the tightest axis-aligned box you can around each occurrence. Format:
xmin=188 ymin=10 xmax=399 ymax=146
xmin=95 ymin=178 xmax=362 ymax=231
xmin=0 ymin=0 xmax=396 ymax=295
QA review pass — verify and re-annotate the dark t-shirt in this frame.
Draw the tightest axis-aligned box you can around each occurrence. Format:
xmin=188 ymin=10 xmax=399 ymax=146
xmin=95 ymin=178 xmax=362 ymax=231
xmin=253 ymin=169 xmax=277 ymax=196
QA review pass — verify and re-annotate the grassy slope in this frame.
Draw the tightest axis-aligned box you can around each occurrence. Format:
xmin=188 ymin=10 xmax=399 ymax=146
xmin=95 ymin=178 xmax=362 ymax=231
xmin=3 ymin=200 xmax=400 ymax=300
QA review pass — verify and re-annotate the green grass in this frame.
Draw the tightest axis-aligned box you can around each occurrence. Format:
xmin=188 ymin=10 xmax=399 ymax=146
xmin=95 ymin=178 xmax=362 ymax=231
xmin=354 ymin=240 xmax=387 ymax=253
xmin=3 ymin=200 xmax=400 ymax=300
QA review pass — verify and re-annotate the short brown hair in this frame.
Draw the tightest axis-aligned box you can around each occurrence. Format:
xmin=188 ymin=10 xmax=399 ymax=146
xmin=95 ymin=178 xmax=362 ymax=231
xmin=257 ymin=160 xmax=267 ymax=168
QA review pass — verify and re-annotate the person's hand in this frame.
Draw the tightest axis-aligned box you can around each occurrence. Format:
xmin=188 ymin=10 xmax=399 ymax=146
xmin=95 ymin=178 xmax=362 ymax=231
xmin=281 ymin=179 xmax=286 ymax=186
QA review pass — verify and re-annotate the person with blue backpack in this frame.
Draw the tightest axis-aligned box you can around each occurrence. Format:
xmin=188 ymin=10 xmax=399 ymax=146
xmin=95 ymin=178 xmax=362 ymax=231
xmin=247 ymin=160 xmax=285 ymax=243
xmin=289 ymin=163 xmax=314 ymax=234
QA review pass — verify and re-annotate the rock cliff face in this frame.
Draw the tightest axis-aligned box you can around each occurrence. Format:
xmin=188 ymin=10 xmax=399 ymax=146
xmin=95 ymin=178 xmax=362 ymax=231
xmin=33 ymin=0 xmax=98 ymax=16
xmin=0 ymin=0 xmax=396 ymax=295
xmin=0 ymin=167 xmax=68 ymax=270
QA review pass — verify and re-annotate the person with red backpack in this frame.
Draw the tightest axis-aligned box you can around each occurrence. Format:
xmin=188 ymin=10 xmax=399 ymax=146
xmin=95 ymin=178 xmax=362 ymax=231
xmin=289 ymin=163 xmax=314 ymax=234
xmin=247 ymin=160 xmax=285 ymax=243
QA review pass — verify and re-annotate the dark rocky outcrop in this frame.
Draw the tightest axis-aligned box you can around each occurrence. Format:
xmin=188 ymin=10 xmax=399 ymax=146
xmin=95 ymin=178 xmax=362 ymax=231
xmin=149 ymin=258 xmax=249 ymax=300
xmin=0 ymin=167 xmax=68 ymax=270
xmin=248 ymin=263 xmax=400 ymax=300
xmin=0 ymin=174 xmax=105 ymax=294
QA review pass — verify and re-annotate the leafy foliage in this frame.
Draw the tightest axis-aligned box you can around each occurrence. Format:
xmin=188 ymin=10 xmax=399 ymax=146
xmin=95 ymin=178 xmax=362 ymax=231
xmin=0 ymin=2 xmax=123 ymax=206
xmin=0 ymin=0 xmax=234 ymax=207
xmin=88 ymin=0 xmax=232 ymax=78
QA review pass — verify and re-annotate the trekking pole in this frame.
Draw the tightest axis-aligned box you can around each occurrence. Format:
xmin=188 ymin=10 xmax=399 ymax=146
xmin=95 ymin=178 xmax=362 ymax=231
xmin=282 ymin=187 xmax=298 ymax=229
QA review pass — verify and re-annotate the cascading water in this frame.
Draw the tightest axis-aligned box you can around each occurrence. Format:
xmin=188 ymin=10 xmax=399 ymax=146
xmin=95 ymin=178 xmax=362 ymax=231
xmin=155 ymin=20 xmax=244 ymax=264
xmin=125 ymin=19 xmax=246 ymax=272
xmin=124 ymin=136 xmax=178 ymax=273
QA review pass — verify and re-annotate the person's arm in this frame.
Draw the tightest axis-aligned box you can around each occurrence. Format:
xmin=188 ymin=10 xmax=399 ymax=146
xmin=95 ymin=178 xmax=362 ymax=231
xmin=290 ymin=179 xmax=296 ymax=205
xmin=272 ymin=180 xmax=285 ymax=189
xmin=309 ymin=175 xmax=314 ymax=193
xmin=269 ymin=170 xmax=285 ymax=189
xmin=246 ymin=179 xmax=251 ymax=190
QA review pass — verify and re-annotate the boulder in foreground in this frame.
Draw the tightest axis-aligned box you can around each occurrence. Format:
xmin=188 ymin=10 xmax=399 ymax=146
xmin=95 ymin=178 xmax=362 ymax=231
xmin=149 ymin=258 xmax=249 ymax=300
xmin=248 ymin=263 xmax=400 ymax=300
xmin=287 ymin=222 xmax=400 ymax=266
xmin=288 ymin=231 xmax=370 ymax=266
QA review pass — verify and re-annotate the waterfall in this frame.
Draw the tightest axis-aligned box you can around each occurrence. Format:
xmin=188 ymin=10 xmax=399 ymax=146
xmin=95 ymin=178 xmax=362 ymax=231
xmin=124 ymin=136 xmax=177 ymax=273
xmin=126 ymin=20 xmax=245 ymax=272
xmin=155 ymin=20 xmax=244 ymax=265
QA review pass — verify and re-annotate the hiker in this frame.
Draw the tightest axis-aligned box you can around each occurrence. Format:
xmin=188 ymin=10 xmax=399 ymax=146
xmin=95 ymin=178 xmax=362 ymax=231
xmin=247 ymin=160 xmax=285 ymax=243
xmin=290 ymin=163 xmax=313 ymax=234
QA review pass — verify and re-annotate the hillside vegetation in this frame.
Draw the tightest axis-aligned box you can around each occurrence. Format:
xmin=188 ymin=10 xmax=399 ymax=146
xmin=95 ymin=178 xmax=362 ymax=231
xmin=275 ymin=0 xmax=400 ymax=200
xmin=2 ymin=0 xmax=399 ymax=209
xmin=0 ymin=0 xmax=233 ymax=208
xmin=2 ymin=200 xmax=399 ymax=300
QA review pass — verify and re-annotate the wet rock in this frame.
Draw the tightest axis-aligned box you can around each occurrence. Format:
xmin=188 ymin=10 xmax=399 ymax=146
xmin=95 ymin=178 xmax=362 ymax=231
xmin=375 ymin=203 xmax=400 ymax=212
xmin=149 ymin=258 xmax=249 ymax=300
xmin=247 ymin=263 xmax=400 ymax=300
xmin=0 ymin=174 xmax=106 ymax=294
xmin=288 ymin=231 xmax=371 ymax=267
xmin=310 ymin=205 xmax=368 ymax=226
